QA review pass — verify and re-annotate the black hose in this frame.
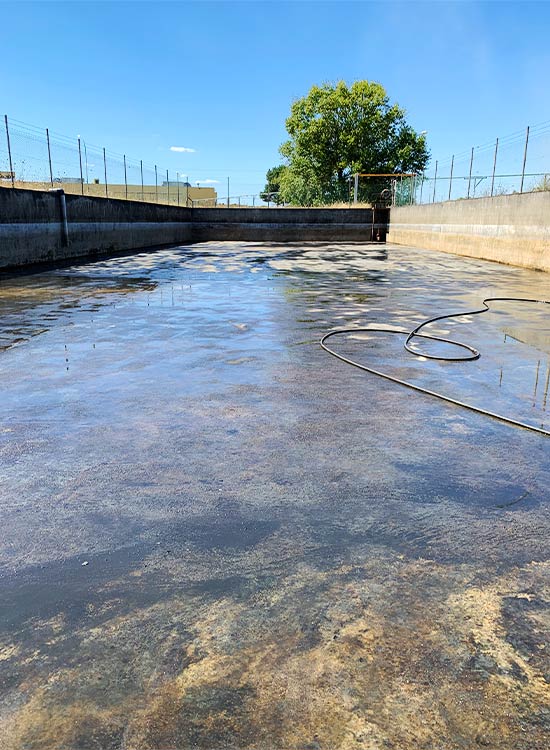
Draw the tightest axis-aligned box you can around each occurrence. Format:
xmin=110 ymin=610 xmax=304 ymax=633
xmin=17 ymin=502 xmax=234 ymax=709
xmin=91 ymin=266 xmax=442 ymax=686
xmin=320 ymin=297 xmax=550 ymax=437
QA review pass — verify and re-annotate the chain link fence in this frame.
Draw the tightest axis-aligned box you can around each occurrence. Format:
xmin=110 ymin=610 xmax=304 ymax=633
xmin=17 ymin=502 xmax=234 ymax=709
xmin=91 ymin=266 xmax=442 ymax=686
xmin=4 ymin=114 xmax=549 ymax=210
xmin=0 ymin=115 xmax=282 ymax=208
xmin=352 ymin=119 xmax=550 ymax=207
xmin=0 ymin=116 xmax=218 ymax=207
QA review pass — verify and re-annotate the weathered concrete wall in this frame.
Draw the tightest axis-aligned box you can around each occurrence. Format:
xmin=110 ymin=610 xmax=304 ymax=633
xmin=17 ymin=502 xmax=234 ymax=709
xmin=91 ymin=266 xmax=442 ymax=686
xmin=0 ymin=188 xmax=193 ymax=269
xmin=388 ymin=191 xmax=550 ymax=273
xmin=0 ymin=189 xmax=389 ymax=270
xmin=191 ymin=207 xmax=387 ymax=242
xmin=5 ymin=186 xmax=550 ymax=274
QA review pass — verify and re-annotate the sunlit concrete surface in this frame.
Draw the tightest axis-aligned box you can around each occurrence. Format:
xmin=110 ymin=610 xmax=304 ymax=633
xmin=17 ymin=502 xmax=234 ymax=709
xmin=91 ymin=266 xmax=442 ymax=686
xmin=0 ymin=242 xmax=549 ymax=749
xmin=389 ymin=190 xmax=550 ymax=273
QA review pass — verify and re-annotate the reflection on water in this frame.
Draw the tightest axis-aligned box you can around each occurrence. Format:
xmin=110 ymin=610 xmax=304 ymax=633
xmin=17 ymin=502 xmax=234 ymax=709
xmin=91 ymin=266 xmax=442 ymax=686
xmin=0 ymin=242 xmax=549 ymax=749
xmin=0 ymin=273 xmax=157 ymax=351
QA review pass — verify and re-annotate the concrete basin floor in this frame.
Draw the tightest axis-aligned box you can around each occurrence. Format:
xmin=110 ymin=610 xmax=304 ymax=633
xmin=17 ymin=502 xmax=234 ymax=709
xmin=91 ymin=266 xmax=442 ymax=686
xmin=0 ymin=242 xmax=549 ymax=749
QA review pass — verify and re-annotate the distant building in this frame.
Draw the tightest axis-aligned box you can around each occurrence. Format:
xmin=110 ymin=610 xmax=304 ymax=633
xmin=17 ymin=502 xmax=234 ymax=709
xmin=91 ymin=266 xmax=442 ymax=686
xmin=54 ymin=177 xmax=83 ymax=184
xmin=162 ymin=180 xmax=191 ymax=187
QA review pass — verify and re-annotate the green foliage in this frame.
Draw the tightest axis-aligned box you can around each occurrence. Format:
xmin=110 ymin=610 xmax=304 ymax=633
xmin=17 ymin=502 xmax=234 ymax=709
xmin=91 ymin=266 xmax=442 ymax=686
xmin=278 ymin=157 xmax=325 ymax=207
xmin=533 ymin=174 xmax=550 ymax=192
xmin=260 ymin=165 xmax=285 ymax=205
xmin=272 ymin=80 xmax=429 ymax=206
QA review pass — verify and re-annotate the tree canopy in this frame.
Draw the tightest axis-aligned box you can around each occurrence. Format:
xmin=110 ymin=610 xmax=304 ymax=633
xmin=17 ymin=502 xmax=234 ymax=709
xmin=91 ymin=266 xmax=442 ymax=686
xmin=260 ymin=165 xmax=285 ymax=205
xmin=269 ymin=80 xmax=429 ymax=206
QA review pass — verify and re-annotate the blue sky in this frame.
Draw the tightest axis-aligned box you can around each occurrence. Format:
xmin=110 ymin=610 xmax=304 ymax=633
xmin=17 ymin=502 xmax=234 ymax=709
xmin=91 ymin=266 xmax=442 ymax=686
xmin=2 ymin=0 xmax=550 ymax=195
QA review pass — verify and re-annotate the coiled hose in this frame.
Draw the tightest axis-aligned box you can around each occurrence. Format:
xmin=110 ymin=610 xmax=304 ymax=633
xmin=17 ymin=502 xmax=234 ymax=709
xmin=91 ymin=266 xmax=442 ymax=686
xmin=320 ymin=297 xmax=550 ymax=437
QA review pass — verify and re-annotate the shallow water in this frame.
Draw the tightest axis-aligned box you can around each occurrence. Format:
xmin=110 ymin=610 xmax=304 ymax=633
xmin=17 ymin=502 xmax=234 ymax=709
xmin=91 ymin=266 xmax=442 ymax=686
xmin=0 ymin=242 xmax=549 ymax=749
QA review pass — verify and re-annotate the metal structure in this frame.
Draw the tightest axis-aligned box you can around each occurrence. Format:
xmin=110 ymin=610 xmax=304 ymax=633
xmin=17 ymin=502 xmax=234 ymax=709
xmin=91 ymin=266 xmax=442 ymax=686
xmin=2 ymin=114 xmax=550 ymax=208
xmin=411 ymin=119 xmax=550 ymax=205
xmin=0 ymin=115 xmax=221 ymax=207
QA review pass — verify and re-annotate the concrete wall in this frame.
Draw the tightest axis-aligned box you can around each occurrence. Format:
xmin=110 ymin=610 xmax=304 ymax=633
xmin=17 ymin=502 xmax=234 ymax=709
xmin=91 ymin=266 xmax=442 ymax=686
xmin=388 ymin=191 xmax=550 ymax=273
xmin=0 ymin=188 xmax=193 ymax=268
xmin=191 ymin=207 xmax=387 ymax=242
xmin=0 ymin=189 xmax=389 ymax=270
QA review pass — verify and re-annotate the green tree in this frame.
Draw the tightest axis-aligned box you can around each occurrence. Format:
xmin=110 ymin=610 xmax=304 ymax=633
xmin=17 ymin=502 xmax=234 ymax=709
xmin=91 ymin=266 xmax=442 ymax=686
xmin=275 ymin=80 xmax=429 ymax=206
xmin=533 ymin=174 xmax=550 ymax=192
xmin=260 ymin=165 xmax=285 ymax=205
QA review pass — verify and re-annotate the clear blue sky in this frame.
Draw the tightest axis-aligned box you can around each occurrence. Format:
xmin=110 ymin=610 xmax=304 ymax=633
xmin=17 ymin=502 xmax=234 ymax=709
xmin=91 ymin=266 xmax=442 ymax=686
xmin=2 ymin=0 xmax=550 ymax=195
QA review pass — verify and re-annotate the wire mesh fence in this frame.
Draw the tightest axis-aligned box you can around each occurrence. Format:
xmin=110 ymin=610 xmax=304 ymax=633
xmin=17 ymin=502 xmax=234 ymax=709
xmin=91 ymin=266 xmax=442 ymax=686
xmin=3 ymin=114 xmax=549 ymax=210
xmin=0 ymin=116 xmax=219 ymax=207
xmin=0 ymin=115 xmax=282 ymax=208
xmin=352 ymin=119 xmax=550 ymax=207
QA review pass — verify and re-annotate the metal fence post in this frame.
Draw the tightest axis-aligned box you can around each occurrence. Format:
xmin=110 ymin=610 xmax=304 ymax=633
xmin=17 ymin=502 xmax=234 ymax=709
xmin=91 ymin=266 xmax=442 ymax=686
xmin=419 ymin=174 xmax=424 ymax=204
xmin=490 ymin=138 xmax=499 ymax=197
xmin=520 ymin=126 xmax=530 ymax=193
xmin=467 ymin=147 xmax=474 ymax=198
xmin=155 ymin=165 xmax=158 ymax=203
xmin=140 ymin=160 xmax=144 ymax=201
xmin=123 ymin=155 xmax=128 ymax=200
xmin=177 ymin=171 xmax=180 ymax=205
xmin=4 ymin=115 xmax=14 ymax=187
xmin=83 ymin=141 xmax=89 ymax=187
xmin=78 ymin=137 xmax=84 ymax=194
xmin=185 ymin=175 xmax=188 ymax=207
xmin=103 ymin=147 xmax=108 ymax=198
xmin=432 ymin=161 xmax=438 ymax=203
xmin=166 ymin=169 xmax=170 ymax=204
xmin=448 ymin=155 xmax=454 ymax=201
xmin=46 ymin=128 xmax=54 ymax=187
xmin=227 ymin=177 xmax=230 ymax=208
xmin=353 ymin=173 xmax=359 ymax=204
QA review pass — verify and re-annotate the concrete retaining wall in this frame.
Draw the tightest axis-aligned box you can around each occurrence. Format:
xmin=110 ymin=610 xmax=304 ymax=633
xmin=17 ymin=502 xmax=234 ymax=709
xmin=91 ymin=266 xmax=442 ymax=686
xmin=0 ymin=189 xmax=388 ymax=270
xmin=0 ymin=188 xmax=193 ymax=268
xmin=4 ymin=186 xmax=550 ymax=273
xmin=191 ymin=207 xmax=387 ymax=242
xmin=388 ymin=191 xmax=550 ymax=273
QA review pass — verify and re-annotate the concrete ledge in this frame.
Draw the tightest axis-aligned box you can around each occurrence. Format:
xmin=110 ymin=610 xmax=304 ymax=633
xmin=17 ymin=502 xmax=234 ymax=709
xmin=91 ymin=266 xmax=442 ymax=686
xmin=191 ymin=207 xmax=387 ymax=225
xmin=388 ymin=191 xmax=550 ymax=273
xmin=0 ymin=187 xmax=192 ymax=224
xmin=0 ymin=221 xmax=193 ymax=268
xmin=191 ymin=221 xmax=386 ymax=242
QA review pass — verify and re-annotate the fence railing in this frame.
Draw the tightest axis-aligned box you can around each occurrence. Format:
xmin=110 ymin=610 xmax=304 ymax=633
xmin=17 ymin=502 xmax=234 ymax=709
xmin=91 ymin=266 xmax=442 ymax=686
xmin=4 ymin=113 xmax=549 ymax=211
xmin=0 ymin=115 xmax=283 ymax=208
xmin=0 ymin=115 xmax=219 ymax=207
xmin=351 ymin=119 xmax=550 ymax=207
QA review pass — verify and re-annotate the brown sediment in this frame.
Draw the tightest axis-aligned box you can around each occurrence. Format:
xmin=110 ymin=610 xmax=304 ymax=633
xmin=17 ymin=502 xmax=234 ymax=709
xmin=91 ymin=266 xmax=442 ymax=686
xmin=0 ymin=644 xmax=20 ymax=662
xmin=3 ymin=557 xmax=549 ymax=749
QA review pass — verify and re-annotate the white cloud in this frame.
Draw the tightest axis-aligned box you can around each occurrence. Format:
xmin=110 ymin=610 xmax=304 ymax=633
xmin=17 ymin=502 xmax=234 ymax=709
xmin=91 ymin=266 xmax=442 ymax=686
xmin=170 ymin=146 xmax=196 ymax=153
xmin=195 ymin=179 xmax=220 ymax=184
